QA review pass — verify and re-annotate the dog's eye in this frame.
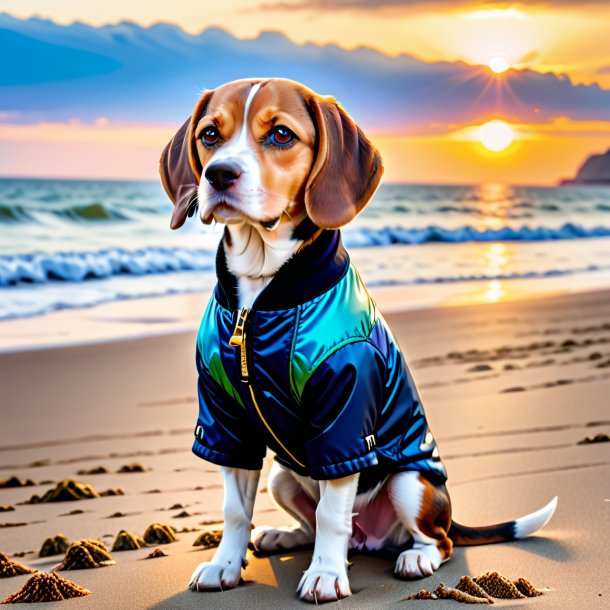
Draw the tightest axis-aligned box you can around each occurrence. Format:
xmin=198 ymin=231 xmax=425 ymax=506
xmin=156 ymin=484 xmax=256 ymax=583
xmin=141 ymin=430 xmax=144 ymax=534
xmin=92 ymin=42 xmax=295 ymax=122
xmin=201 ymin=127 xmax=220 ymax=147
xmin=268 ymin=125 xmax=296 ymax=147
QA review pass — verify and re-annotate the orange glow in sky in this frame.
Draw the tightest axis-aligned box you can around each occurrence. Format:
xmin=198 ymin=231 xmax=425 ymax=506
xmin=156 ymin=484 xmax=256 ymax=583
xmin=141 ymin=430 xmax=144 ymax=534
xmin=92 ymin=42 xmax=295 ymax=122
xmin=1 ymin=1 xmax=609 ymax=184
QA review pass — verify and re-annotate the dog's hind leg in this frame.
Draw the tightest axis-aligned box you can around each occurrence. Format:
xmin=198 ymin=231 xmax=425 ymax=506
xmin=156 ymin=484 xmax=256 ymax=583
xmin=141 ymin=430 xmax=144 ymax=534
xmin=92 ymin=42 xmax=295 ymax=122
xmin=252 ymin=461 xmax=317 ymax=553
xmin=387 ymin=471 xmax=453 ymax=580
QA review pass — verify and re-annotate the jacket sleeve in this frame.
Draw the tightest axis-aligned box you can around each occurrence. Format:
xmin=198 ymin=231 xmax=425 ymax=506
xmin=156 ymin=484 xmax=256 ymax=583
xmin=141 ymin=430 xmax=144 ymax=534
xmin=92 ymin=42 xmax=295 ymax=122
xmin=300 ymin=340 xmax=385 ymax=479
xmin=192 ymin=348 xmax=266 ymax=470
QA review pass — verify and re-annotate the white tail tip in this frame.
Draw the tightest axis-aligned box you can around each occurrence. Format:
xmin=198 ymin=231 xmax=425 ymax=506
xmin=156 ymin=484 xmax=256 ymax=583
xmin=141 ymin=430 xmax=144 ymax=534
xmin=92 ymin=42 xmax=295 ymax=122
xmin=514 ymin=496 xmax=558 ymax=539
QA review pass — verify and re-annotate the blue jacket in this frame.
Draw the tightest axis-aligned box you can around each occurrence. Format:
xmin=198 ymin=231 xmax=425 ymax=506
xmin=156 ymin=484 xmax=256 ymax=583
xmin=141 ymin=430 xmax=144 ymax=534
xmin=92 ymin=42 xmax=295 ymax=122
xmin=192 ymin=230 xmax=447 ymax=487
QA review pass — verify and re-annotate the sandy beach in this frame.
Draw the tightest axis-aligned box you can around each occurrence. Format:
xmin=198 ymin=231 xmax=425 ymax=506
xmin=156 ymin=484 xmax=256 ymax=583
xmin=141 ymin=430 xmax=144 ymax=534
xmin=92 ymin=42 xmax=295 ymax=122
xmin=1 ymin=286 xmax=609 ymax=609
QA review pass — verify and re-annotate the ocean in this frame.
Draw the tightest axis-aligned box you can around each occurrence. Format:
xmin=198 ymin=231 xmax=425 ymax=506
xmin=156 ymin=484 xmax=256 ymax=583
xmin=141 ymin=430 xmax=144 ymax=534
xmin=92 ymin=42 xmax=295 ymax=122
xmin=2 ymin=178 xmax=610 ymax=320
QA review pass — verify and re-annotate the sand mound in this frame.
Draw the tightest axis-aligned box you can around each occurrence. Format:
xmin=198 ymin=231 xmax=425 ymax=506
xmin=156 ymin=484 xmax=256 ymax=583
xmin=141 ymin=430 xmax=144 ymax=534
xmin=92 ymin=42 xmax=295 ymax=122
xmin=193 ymin=530 xmax=223 ymax=550
xmin=146 ymin=549 xmax=168 ymax=559
xmin=39 ymin=535 xmax=70 ymax=558
xmin=117 ymin=463 xmax=147 ymax=473
xmin=474 ymin=572 xmax=526 ymax=599
xmin=456 ymin=576 xmax=494 ymax=601
xmin=142 ymin=523 xmax=176 ymax=545
xmin=0 ymin=552 xmax=36 ymax=578
xmin=100 ymin=488 xmax=124 ymax=497
xmin=435 ymin=583 xmax=492 ymax=604
xmin=404 ymin=572 xmax=543 ymax=603
xmin=0 ymin=477 xmax=35 ymax=489
xmin=112 ymin=530 xmax=146 ymax=551
xmin=77 ymin=466 xmax=111 ymax=475
xmin=1 ymin=572 xmax=90 ymax=603
xmin=25 ymin=480 xmax=99 ymax=504
xmin=55 ymin=539 xmax=114 ymax=570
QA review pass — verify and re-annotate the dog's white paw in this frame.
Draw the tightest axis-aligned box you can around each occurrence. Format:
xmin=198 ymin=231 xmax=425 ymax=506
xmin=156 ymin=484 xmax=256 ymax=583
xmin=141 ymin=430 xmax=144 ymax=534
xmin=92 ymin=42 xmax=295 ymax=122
xmin=188 ymin=559 xmax=244 ymax=592
xmin=394 ymin=549 xmax=438 ymax=580
xmin=297 ymin=567 xmax=351 ymax=603
xmin=252 ymin=525 xmax=314 ymax=553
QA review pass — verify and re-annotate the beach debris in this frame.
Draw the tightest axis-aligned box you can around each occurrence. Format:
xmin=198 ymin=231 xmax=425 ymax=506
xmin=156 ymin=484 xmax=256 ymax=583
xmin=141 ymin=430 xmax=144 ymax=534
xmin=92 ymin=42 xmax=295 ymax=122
xmin=466 ymin=364 xmax=493 ymax=373
xmin=100 ymin=488 xmax=124 ymax=497
xmin=24 ymin=480 xmax=99 ymax=504
xmin=117 ymin=463 xmax=147 ymax=473
xmin=144 ymin=489 xmax=161 ymax=494
xmin=77 ymin=466 xmax=111 ymax=475
xmin=168 ymin=503 xmax=184 ymax=510
xmin=455 ymin=576 xmax=494 ymax=602
xmin=0 ymin=523 xmax=27 ymax=529
xmin=474 ymin=572 xmax=525 ymax=599
xmin=404 ymin=588 xmax=437 ymax=600
xmin=172 ymin=510 xmax=191 ymax=518
xmin=435 ymin=583 xmax=492 ymax=604
xmin=39 ymin=535 xmax=70 ymax=558
xmin=513 ymin=577 xmax=544 ymax=597
xmin=0 ymin=507 xmax=14 ymax=513
xmin=0 ymin=476 xmax=35 ymax=488
xmin=577 ymin=433 xmax=610 ymax=445
xmin=145 ymin=548 xmax=168 ymax=559
xmin=60 ymin=509 xmax=84 ymax=517
xmin=55 ymin=539 xmax=115 ymax=570
xmin=0 ymin=552 xmax=36 ymax=578
xmin=27 ymin=460 xmax=50 ymax=468
xmin=193 ymin=530 xmax=223 ymax=550
xmin=12 ymin=552 xmax=34 ymax=558
xmin=1 ymin=571 xmax=90 ymax=603
xmin=112 ymin=530 xmax=146 ymax=551
xmin=107 ymin=512 xmax=127 ymax=519
xmin=142 ymin=523 xmax=177 ymax=545
xmin=175 ymin=527 xmax=200 ymax=533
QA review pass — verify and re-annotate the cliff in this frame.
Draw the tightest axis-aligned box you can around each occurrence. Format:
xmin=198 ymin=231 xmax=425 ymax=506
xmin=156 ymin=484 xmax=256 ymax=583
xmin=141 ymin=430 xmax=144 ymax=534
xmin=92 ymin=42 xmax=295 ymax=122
xmin=561 ymin=147 xmax=610 ymax=185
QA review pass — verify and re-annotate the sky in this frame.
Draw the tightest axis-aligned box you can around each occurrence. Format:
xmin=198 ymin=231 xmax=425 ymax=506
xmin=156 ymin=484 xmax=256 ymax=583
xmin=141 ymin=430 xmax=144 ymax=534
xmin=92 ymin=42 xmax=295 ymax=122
xmin=1 ymin=1 xmax=610 ymax=184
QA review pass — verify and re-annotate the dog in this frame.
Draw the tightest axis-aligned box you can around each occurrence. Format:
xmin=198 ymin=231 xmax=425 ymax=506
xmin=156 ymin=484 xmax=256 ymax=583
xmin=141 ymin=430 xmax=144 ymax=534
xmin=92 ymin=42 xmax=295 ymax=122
xmin=159 ymin=77 xmax=558 ymax=603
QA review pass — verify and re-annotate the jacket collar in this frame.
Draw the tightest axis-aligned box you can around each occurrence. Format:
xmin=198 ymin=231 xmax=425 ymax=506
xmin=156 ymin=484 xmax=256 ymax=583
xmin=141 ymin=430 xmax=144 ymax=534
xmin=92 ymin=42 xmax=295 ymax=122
xmin=214 ymin=229 xmax=349 ymax=312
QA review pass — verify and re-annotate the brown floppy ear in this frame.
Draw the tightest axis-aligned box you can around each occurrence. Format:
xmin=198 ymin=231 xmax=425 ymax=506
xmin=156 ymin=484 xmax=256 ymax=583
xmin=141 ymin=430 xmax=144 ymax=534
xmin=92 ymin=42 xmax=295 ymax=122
xmin=159 ymin=90 xmax=213 ymax=229
xmin=304 ymin=96 xmax=383 ymax=229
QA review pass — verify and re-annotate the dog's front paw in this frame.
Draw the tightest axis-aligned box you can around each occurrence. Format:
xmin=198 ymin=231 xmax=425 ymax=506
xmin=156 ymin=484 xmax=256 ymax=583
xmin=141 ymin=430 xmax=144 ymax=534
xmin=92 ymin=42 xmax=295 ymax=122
xmin=394 ymin=548 xmax=439 ymax=580
xmin=188 ymin=559 xmax=244 ymax=592
xmin=252 ymin=525 xmax=314 ymax=554
xmin=297 ymin=567 xmax=351 ymax=603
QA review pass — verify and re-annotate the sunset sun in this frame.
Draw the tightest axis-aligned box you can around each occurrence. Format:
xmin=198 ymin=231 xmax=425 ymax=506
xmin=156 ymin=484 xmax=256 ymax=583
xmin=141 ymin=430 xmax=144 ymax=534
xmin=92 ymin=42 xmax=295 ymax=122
xmin=488 ymin=56 xmax=510 ymax=73
xmin=479 ymin=120 xmax=515 ymax=151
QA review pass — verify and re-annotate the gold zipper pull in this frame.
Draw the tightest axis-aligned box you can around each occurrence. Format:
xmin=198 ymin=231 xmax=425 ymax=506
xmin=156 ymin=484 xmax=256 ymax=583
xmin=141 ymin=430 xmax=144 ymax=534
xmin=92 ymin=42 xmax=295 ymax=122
xmin=229 ymin=307 xmax=249 ymax=347
xmin=240 ymin=335 xmax=249 ymax=380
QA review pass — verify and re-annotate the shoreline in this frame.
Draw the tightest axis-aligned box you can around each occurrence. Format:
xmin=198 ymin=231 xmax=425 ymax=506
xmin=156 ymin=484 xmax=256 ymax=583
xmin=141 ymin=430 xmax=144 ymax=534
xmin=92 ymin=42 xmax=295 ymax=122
xmin=2 ymin=270 xmax=610 ymax=354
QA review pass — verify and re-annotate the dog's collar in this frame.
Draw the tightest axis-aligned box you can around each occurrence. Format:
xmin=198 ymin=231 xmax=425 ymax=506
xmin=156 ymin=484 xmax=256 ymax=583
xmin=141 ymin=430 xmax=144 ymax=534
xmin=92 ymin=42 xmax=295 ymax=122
xmin=214 ymin=229 xmax=350 ymax=312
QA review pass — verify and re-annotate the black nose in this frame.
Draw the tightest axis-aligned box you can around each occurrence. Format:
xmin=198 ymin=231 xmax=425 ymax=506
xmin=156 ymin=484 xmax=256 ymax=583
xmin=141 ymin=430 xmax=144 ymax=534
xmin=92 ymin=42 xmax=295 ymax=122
xmin=204 ymin=161 xmax=242 ymax=191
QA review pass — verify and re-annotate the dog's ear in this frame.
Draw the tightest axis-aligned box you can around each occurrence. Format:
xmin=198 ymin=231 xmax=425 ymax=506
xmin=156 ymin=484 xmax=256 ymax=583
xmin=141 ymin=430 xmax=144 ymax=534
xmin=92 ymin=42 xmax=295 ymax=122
xmin=304 ymin=96 xmax=383 ymax=229
xmin=159 ymin=90 xmax=213 ymax=229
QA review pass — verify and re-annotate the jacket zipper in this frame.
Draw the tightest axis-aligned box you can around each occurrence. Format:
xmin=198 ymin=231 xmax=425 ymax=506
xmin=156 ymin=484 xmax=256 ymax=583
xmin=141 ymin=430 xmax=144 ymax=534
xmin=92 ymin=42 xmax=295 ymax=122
xmin=228 ymin=307 xmax=249 ymax=380
xmin=229 ymin=306 xmax=305 ymax=468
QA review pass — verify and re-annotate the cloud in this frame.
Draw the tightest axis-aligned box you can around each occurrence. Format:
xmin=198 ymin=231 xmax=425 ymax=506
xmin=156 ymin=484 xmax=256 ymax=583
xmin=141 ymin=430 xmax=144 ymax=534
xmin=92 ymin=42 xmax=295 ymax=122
xmin=1 ymin=12 xmax=610 ymax=135
xmin=258 ymin=0 xmax=610 ymax=10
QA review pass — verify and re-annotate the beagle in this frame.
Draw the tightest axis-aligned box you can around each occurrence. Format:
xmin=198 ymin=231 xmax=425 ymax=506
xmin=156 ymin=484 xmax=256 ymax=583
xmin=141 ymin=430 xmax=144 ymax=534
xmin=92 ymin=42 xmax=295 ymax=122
xmin=159 ymin=78 xmax=558 ymax=604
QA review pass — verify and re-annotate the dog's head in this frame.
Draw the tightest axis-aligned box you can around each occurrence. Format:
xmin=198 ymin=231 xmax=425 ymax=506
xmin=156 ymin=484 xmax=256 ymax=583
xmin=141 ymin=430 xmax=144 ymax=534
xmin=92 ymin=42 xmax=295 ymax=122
xmin=160 ymin=78 xmax=383 ymax=232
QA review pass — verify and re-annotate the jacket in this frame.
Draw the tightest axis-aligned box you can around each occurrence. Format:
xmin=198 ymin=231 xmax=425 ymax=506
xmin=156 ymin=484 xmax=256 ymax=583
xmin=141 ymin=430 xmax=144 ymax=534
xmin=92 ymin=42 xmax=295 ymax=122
xmin=192 ymin=229 xmax=447 ymax=486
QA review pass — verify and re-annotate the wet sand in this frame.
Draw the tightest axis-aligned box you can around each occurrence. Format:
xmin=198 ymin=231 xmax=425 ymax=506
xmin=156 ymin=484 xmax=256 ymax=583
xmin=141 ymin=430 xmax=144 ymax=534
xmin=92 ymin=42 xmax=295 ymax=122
xmin=0 ymin=288 xmax=609 ymax=608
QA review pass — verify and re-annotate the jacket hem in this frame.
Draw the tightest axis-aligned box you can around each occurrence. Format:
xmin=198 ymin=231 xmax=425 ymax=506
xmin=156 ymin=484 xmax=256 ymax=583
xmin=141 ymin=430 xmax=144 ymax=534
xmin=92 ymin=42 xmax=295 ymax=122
xmin=311 ymin=451 xmax=379 ymax=480
xmin=192 ymin=439 xmax=263 ymax=470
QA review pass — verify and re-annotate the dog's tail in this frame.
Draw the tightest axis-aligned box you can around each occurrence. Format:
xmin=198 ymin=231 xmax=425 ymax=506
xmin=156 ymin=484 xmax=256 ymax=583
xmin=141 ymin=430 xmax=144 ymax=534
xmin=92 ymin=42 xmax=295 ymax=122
xmin=447 ymin=496 xmax=558 ymax=546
